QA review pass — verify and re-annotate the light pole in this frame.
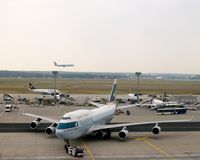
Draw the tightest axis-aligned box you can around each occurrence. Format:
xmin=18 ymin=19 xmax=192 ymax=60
xmin=52 ymin=71 xmax=58 ymax=104
xmin=135 ymin=72 xmax=141 ymax=103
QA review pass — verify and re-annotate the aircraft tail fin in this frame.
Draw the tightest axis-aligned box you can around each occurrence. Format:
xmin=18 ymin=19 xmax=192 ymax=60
xmin=109 ymin=79 xmax=117 ymax=103
xmin=29 ymin=83 xmax=36 ymax=89
xmin=150 ymin=95 xmax=156 ymax=103
xmin=54 ymin=61 xmax=57 ymax=66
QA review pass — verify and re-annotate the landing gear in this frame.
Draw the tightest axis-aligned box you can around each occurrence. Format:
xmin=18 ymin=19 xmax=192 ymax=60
xmin=95 ymin=130 xmax=112 ymax=139
xmin=103 ymin=131 xmax=111 ymax=139
xmin=64 ymin=139 xmax=84 ymax=157
xmin=64 ymin=139 xmax=70 ymax=153
xmin=95 ymin=131 xmax=103 ymax=138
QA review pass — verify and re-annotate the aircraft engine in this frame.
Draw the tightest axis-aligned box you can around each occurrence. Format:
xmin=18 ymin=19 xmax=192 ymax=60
xmin=30 ymin=118 xmax=41 ymax=129
xmin=45 ymin=123 xmax=57 ymax=135
xmin=152 ymin=125 xmax=161 ymax=135
xmin=118 ymin=129 xmax=128 ymax=140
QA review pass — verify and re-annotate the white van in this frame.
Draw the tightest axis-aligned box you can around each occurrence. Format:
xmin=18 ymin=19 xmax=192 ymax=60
xmin=5 ymin=104 xmax=12 ymax=112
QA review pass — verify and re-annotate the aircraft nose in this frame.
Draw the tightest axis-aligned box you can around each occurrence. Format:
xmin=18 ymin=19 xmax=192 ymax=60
xmin=55 ymin=129 xmax=64 ymax=138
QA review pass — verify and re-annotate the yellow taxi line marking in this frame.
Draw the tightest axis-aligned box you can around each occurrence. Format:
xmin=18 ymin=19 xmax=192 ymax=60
xmin=135 ymin=136 xmax=149 ymax=141
xmin=143 ymin=139 xmax=176 ymax=160
xmin=81 ymin=138 xmax=95 ymax=160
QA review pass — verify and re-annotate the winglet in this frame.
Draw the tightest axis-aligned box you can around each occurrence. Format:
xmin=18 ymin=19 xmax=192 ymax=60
xmin=109 ymin=79 xmax=117 ymax=102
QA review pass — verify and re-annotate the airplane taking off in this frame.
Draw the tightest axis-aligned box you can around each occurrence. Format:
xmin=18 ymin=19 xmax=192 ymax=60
xmin=23 ymin=79 xmax=190 ymax=151
xmin=54 ymin=61 xmax=74 ymax=68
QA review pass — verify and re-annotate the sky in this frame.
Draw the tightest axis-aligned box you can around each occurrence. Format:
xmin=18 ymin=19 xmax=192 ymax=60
xmin=0 ymin=0 xmax=200 ymax=74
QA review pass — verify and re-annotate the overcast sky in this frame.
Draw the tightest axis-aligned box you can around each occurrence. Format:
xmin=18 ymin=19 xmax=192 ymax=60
xmin=0 ymin=0 xmax=200 ymax=73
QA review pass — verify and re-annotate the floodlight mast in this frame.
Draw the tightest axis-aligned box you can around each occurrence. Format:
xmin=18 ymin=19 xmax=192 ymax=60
xmin=52 ymin=71 xmax=58 ymax=104
xmin=135 ymin=72 xmax=141 ymax=103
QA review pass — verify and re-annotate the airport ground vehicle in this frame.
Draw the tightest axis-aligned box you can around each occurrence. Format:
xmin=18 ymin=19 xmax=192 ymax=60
xmin=156 ymin=107 xmax=187 ymax=115
xmin=65 ymin=144 xmax=84 ymax=157
xmin=5 ymin=104 xmax=12 ymax=112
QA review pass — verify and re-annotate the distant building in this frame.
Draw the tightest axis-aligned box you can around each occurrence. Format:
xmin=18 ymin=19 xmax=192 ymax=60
xmin=156 ymin=77 xmax=164 ymax=80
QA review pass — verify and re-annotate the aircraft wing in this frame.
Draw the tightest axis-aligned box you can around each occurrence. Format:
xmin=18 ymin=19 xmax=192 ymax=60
xmin=116 ymin=104 xmax=140 ymax=110
xmin=22 ymin=113 xmax=59 ymax=124
xmin=90 ymin=102 xmax=105 ymax=108
xmin=89 ymin=119 xmax=192 ymax=132
xmin=91 ymin=102 xmax=140 ymax=109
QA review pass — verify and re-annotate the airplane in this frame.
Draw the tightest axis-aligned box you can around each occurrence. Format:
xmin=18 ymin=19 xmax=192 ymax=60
xmin=3 ymin=94 xmax=14 ymax=103
xmin=142 ymin=97 xmax=185 ymax=110
xmin=23 ymin=79 xmax=190 ymax=150
xmin=29 ymin=82 xmax=63 ymax=100
xmin=54 ymin=61 xmax=74 ymax=68
xmin=128 ymin=93 xmax=142 ymax=104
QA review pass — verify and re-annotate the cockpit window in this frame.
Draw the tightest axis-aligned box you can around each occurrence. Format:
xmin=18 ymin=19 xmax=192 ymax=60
xmin=57 ymin=122 xmax=78 ymax=129
xmin=62 ymin=117 xmax=71 ymax=120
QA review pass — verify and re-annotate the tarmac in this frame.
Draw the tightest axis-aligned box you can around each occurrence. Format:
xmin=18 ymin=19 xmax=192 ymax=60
xmin=1 ymin=94 xmax=200 ymax=159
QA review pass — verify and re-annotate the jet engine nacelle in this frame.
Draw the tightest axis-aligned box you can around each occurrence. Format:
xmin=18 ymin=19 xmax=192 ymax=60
xmin=118 ymin=129 xmax=128 ymax=140
xmin=30 ymin=118 xmax=41 ymax=129
xmin=152 ymin=125 xmax=161 ymax=135
xmin=45 ymin=123 xmax=57 ymax=135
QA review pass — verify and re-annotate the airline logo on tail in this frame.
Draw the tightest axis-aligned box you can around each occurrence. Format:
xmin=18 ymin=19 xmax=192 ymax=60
xmin=109 ymin=79 xmax=117 ymax=102
xmin=29 ymin=83 xmax=36 ymax=89
xmin=54 ymin=61 xmax=57 ymax=66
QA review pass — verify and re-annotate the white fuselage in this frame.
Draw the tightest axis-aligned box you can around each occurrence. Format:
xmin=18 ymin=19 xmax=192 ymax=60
xmin=153 ymin=99 xmax=165 ymax=106
xmin=31 ymin=89 xmax=62 ymax=100
xmin=55 ymin=64 xmax=74 ymax=67
xmin=152 ymin=99 xmax=179 ymax=107
xmin=31 ymin=89 xmax=61 ymax=95
xmin=56 ymin=103 xmax=116 ymax=140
